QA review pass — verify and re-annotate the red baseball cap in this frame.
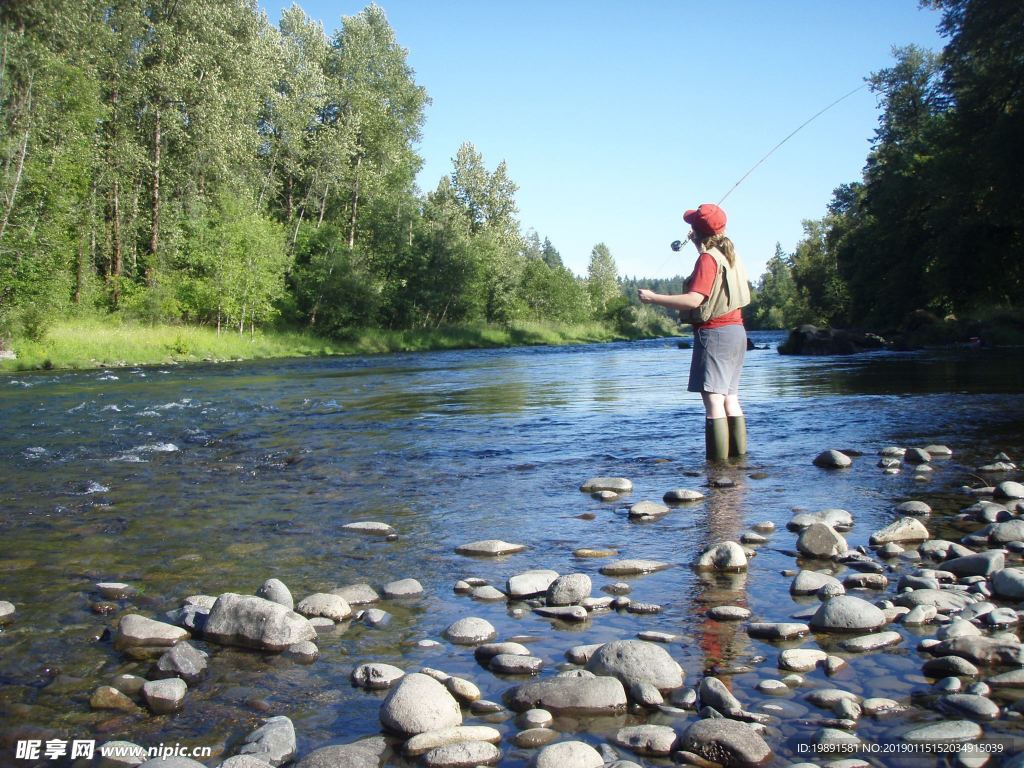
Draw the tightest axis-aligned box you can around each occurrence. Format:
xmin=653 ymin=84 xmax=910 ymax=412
xmin=683 ymin=204 xmax=727 ymax=235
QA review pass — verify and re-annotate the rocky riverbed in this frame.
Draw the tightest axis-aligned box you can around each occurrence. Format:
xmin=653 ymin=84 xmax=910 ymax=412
xmin=6 ymin=444 xmax=1024 ymax=768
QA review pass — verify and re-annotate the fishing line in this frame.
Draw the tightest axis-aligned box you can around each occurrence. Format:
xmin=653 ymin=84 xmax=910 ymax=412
xmin=716 ymin=82 xmax=868 ymax=206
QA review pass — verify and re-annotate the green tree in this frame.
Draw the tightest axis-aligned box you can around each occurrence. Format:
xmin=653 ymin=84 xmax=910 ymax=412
xmin=586 ymin=242 xmax=620 ymax=318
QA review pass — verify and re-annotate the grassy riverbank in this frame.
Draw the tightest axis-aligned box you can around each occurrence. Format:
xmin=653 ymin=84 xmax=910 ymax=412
xmin=0 ymin=318 xmax=677 ymax=373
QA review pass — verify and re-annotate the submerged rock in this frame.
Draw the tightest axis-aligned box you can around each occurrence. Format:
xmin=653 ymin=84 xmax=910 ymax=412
xmin=813 ymin=450 xmax=853 ymax=469
xmin=455 ymin=540 xmax=527 ymax=556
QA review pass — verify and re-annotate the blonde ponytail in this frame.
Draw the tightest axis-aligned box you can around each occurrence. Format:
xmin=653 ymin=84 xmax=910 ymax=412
xmin=698 ymin=232 xmax=737 ymax=266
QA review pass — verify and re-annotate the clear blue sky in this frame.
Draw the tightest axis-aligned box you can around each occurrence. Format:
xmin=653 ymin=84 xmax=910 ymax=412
xmin=259 ymin=0 xmax=946 ymax=283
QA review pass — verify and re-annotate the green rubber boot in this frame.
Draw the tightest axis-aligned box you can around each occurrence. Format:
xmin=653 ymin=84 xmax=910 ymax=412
xmin=705 ymin=418 xmax=730 ymax=461
xmin=728 ymin=415 xmax=747 ymax=457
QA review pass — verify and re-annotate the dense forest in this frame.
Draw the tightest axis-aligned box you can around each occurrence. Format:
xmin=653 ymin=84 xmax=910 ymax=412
xmin=745 ymin=0 xmax=1023 ymax=334
xmin=1 ymin=0 xmax=1019 ymax=350
xmin=0 ymin=0 xmax=675 ymax=345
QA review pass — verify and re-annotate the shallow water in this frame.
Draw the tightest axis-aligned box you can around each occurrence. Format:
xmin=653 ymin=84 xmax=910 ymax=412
xmin=2 ymin=332 xmax=1024 ymax=765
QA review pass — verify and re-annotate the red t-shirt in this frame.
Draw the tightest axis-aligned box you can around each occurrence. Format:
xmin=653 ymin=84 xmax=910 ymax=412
xmin=688 ymin=252 xmax=744 ymax=329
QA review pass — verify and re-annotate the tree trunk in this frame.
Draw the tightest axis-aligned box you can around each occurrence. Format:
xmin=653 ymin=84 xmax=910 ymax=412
xmin=348 ymin=154 xmax=362 ymax=249
xmin=110 ymin=177 xmax=122 ymax=304
xmin=0 ymin=77 xmax=33 ymax=245
xmin=148 ymin=105 xmax=161 ymax=285
xmin=317 ymin=183 xmax=329 ymax=228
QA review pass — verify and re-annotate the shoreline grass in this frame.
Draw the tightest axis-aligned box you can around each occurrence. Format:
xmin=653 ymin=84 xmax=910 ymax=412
xmin=0 ymin=318 xmax=679 ymax=373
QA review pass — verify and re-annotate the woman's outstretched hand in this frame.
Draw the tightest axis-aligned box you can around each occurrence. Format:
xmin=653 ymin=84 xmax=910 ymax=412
xmin=638 ymin=288 xmax=657 ymax=305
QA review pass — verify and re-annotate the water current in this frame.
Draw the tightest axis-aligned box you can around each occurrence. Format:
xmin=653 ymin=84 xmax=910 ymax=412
xmin=2 ymin=331 xmax=1024 ymax=766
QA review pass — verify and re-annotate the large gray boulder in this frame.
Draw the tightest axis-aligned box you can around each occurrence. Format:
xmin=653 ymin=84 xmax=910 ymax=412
xmin=503 ymin=675 xmax=627 ymax=715
xmin=584 ymin=640 xmax=684 ymax=692
xmin=379 ymin=673 xmax=462 ymax=737
xmin=204 ymin=593 xmax=316 ymax=651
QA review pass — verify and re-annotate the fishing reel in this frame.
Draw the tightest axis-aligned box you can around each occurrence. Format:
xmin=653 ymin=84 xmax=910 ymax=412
xmin=670 ymin=232 xmax=695 ymax=252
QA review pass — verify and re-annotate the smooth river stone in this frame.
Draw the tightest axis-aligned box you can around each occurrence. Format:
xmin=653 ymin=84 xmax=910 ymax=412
xmin=809 ymin=596 xmax=887 ymax=632
xmin=256 ymin=578 xmax=294 ymax=610
xmin=611 ymin=724 xmax=678 ymax=756
xmin=779 ymin=649 xmax=827 ymax=672
xmin=142 ymin=678 xmax=187 ymax=714
xmin=530 ymin=741 xmax=604 ymax=768
xmin=507 ymin=570 xmax=559 ymax=598
xmin=422 ymin=741 xmax=501 ymax=768
xmin=797 ymin=523 xmax=848 ymax=558
xmin=787 ymin=509 xmax=854 ymax=531
xmin=382 ymin=578 xmax=423 ymax=598
xmin=475 ymin=642 xmax=530 ymax=662
xmin=599 ymin=559 xmax=672 ymax=576
xmin=677 ymin=718 xmax=774 ymax=768
xmin=379 ymin=673 xmax=462 ymax=737
xmin=584 ymin=639 xmax=684 ymax=691
xmin=836 ymin=631 xmax=904 ymax=652
xmin=331 ymin=583 xmax=380 ymax=605
xmin=547 ymin=573 xmax=592 ymax=606
xmin=341 ymin=521 xmax=395 ymax=535
xmin=442 ymin=617 xmax=497 ymax=645
xmin=628 ymin=500 xmax=671 ymax=518
xmin=790 ymin=570 xmax=843 ymax=596
xmin=503 ymin=676 xmax=627 ymax=715
xmin=869 ymin=517 xmax=930 ymax=544
xmin=579 ymin=477 xmax=633 ymax=493
xmin=747 ymin=622 xmax=810 ymax=640
xmin=404 ymin=726 xmax=502 ymax=756
xmin=114 ymin=614 xmax=190 ymax=651
xmin=351 ymin=663 xmax=405 ymax=690
xmin=471 ymin=585 xmax=506 ymax=601
xmin=534 ymin=605 xmax=588 ymax=622
xmin=664 ymin=488 xmax=704 ymax=502
xmin=940 ymin=694 xmax=1001 ymax=720
xmin=894 ymin=589 xmax=974 ymax=614
xmin=454 ymin=540 xmax=527 ymax=556
xmin=694 ymin=541 xmax=748 ymax=570
xmin=813 ymin=450 xmax=853 ymax=468
xmin=490 ymin=654 xmax=543 ymax=675
xmin=296 ymin=593 xmax=352 ymax=621
xmin=573 ymin=547 xmax=618 ymax=558
xmin=707 ymin=606 xmax=752 ymax=621
xmin=901 ymin=720 xmax=983 ymax=744
xmin=931 ymin=636 xmax=1024 ymax=666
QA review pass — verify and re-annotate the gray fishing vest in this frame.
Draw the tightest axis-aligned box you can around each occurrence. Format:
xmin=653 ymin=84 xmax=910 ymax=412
xmin=682 ymin=247 xmax=751 ymax=325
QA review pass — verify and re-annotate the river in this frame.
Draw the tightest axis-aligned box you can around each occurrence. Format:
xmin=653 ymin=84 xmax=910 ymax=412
xmin=2 ymin=332 xmax=1024 ymax=765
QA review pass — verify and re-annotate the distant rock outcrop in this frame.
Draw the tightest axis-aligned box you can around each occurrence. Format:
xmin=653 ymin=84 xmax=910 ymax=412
xmin=779 ymin=325 xmax=887 ymax=355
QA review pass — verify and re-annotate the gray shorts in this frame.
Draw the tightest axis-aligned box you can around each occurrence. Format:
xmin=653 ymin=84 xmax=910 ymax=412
xmin=688 ymin=324 xmax=746 ymax=395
